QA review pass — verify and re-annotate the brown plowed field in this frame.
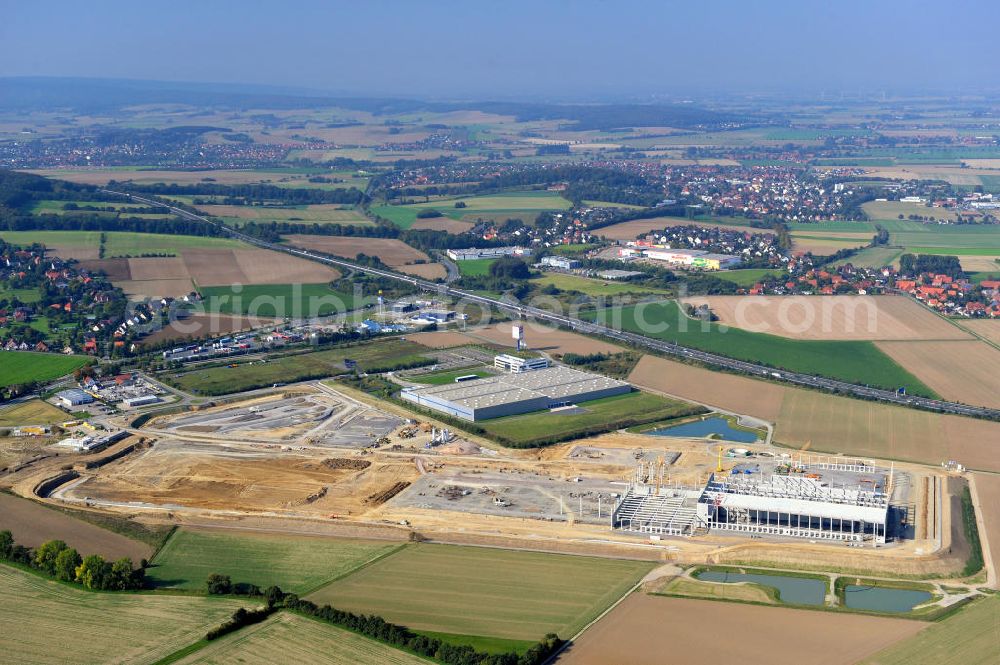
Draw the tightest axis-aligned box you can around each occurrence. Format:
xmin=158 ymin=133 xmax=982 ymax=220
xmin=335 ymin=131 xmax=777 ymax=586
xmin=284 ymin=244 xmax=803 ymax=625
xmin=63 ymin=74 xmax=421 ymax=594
xmin=398 ymin=263 xmax=447 ymax=280
xmin=118 ymin=249 xmax=337 ymax=297
xmin=409 ymin=217 xmax=474 ymax=233
xmin=629 ymin=354 xmax=1000 ymax=472
xmin=681 ymin=295 xmax=971 ymax=340
xmin=127 ymin=257 xmax=189 ymax=281
xmin=140 ymin=313 xmax=275 ymax=345
xmin=78 ymin=258 xmax=131 ymax=281
xmin=875 ymin=340 xmax=1000 ymax=408
xmin=283 ymin=235 xmax=429 ymax=265
xmin=411 ymin=322 xmax=626 ymax=356
xmin=597 ymin=216 xmax=757 ymax=241
xmin=118 ymin=278 xmax=195 ymax=299
xmin=556 ymin=594 xmax=923 ymax=665
xmin=0 ymin=493 xmax=151 ymax=561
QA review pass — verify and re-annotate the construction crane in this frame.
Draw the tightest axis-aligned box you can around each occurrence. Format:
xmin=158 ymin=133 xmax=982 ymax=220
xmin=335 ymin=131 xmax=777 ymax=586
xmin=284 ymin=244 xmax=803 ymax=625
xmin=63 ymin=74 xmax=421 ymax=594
xmin=716 ymin=446 xmax=724 ymax=473
xmin=654 ymin=456 xmax=665 ymax=495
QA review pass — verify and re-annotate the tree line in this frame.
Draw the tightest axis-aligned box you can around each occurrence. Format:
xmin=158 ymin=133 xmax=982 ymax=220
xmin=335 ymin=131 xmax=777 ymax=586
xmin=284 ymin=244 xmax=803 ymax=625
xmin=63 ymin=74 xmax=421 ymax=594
xmin=205 ymin=574 xmax=564 ymax=665
xmin=0 ymin=531 xmax=145 ymax=591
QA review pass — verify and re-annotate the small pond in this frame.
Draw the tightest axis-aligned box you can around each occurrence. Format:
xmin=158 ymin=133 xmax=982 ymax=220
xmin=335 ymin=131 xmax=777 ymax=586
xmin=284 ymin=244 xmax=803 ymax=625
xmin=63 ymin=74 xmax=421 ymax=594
xmin=842 ymin=585 xmax=933 ymax=613
xmin=695 ymin=570 xmax=826 ymax=606
xmin=648 ymin=416 xmax=761 ymax=443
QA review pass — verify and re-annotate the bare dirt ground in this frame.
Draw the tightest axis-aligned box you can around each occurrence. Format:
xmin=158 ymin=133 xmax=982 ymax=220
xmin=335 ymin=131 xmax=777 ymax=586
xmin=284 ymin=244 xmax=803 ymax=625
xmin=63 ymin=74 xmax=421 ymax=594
xmin=0 ymin=492 xmax=151 ymax=561
xmin=409 ymin=218 xmax=474 ymax=233
xmin=555 ymin=594 xmax=925 ymax=665
xmin=140 ymin=313 xmax=275 ymax=345
xmin=875 ymin=340 xmax=1000 ymax=408
xmin=958 ymin=319 xmax=1000 ymax=345
xmin=681 ymin=295 xmax=971 ymax=341
xmin=629 ymin=354 xmax=1000 ymax=473
xmin=283 ymin=234 xmax=444 ymax=278
xmin=597 ymin=216 xmax=756 ymax=241
xmin=127 ymin=257 xmax=189 ymax=281
xmin=78 ymin=258 xmax=131 ymax=281
xmin=410 ymin=322 xmax=627 ymax=356
xmin=398 ymin=263 xmax=447 ymax=280
xmin=117 ymin=278 xmax=195 ymax=300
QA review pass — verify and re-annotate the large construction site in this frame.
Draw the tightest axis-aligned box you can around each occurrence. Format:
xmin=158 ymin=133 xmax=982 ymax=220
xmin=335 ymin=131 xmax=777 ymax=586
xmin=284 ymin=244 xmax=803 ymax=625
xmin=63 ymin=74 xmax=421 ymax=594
xmin=1 ymin=371 xmax=971 ymax=577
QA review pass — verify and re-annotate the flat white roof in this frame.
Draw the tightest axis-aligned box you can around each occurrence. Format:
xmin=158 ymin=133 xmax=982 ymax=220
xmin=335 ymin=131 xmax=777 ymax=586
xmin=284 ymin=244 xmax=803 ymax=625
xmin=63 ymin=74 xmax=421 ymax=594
xmin=714 ymin=493 xmax=888 ymax=523
xmin=403 ymin=365 xmax=630 ymax=411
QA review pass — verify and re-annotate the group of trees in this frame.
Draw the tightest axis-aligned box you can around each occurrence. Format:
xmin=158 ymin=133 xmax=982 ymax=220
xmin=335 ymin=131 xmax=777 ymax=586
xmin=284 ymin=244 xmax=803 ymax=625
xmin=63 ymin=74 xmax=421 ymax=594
xmin=899 ymin=253 xmax=965 ymax=279
xmin=205 ymin=574 xmax=564 ymax=665
xmin=0 ymin=531 xmax=145 ymax=591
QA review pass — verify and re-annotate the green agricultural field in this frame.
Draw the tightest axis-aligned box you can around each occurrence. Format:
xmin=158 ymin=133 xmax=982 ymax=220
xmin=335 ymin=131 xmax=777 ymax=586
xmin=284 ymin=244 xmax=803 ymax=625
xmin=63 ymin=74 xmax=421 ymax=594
xmin=148 ymin=529 xmax=399 ymax=593
xmin=712 ymin=268 xmax=787 ymax=287
xmin=0 ymin=287 xmax=41 ymax=304
xmin=165 ymin=338 xmax=430 ymax=395
xmin=199 ymin=283 xmax=362 ymax=318
xmin=833 ymin=246 xmax=905 ymax=268
xmin=0 ymin=351 xmax=89 ymax=388
xmin=531 ymin=272 xmax=671 ymax=297
xmin=103 ymin=232 xmax=244 ymax=256
xmin=582 ymin=200 xmax=646 ymax=209
xmin=308 ymin=543 xmax=654 ymax=641
xmin=170 ymin=613 xmax=431 ymax=665
xmin=0 ymin=230 xmax=245 ymax=258
xmin=456 ymin=258 xmax=497 ymax=277
xmin=478 ymin=391 xmax=705 ymax=446
xmin=0 ymin=398 xmax=69 ymax=427
xmin=591 ymin=301 xmax=936 ymax=395
xmin=0 ymin=565 xmax=246 ymax=665
xmin=408 ymin=367 xmax=494 ymax=385
xmin=194 ymin=203 xmax=372 ymax=226
xmin=372 ymin=191 xmax=571 ymax=229
xmin=0 ymin=230 xmax=102 ymax=252
xmin=873 ymin=220 xmax=1000 ymax=255
xmin=860 ymin=595 xmax=999 ymax=665
xmin=862 ymin=201 xmax=958 ymax=223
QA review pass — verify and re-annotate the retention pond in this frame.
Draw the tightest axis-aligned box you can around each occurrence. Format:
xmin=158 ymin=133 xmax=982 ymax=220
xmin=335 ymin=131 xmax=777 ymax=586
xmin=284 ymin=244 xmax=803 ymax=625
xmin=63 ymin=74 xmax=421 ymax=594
xmin=842 ymin=585 xmax=933 ymax=613
xmin=648 ymin=416 xmax=761 ymax=443
xmin=695 ymin=570 xmax=826 ymax=606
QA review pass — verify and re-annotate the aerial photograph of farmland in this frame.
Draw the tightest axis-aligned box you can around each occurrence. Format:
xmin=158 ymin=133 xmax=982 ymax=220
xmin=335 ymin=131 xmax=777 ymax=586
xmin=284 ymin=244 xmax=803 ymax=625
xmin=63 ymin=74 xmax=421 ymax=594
xmin=2 ymin=1 xmax=1000 ymax=664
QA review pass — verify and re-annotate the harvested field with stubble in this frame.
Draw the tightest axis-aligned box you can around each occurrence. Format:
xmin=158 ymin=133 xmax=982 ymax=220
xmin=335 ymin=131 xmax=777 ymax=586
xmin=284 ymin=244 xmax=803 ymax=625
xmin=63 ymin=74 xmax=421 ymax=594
xmin=0 ymin=493 xmax=152 ymax=561
xmin=681 ymin=295 xmax=971 ymax=341
xmin=308 ymin=543 xmax=653 ymax=641
xmin=172 ymin=613 xmax=430 ymax=665
xmin=875 ymin=340 xmax=1000 ymax=408
xmin=629 ymin=354 xmax=1000 ymax=472
xmin=860 ymin=595 xmax=1000 ymax=665
xmin=0 ymin=565 xmax=247 ymax=665
xmin=958 ymin=319 xmax=1000 ymax=344
xmin=556 ymin=594 xmax=925 ymax=665
xmin=140 ymin=313 xmax=274 ymax=345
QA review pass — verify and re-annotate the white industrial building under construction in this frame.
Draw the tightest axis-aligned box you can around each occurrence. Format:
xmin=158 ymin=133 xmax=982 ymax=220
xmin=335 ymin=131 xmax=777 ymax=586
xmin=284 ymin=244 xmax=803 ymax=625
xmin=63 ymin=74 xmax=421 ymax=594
xmin=400 ymin=364 xmax=632 ymax=421
xmin=612 ymin=455 xmax=893 ymax=544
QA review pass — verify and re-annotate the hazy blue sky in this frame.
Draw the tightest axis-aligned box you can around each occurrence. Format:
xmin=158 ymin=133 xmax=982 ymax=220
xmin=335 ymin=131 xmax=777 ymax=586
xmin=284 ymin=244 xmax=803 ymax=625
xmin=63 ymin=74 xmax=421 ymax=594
xmin=2 ymin=0 xmax=998 ymax=99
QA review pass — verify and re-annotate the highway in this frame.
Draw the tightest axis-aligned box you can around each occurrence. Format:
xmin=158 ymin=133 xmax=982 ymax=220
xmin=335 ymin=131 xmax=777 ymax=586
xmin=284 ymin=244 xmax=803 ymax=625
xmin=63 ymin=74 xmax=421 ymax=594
xmin=104 ymin=189 xmax=1000 ymax=421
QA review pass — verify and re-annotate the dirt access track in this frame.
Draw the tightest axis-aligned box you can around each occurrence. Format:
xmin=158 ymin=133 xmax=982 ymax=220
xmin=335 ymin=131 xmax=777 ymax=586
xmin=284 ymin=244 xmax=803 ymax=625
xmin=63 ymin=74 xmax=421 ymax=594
xmin=555 ymin=594 xmax=925 ymax=665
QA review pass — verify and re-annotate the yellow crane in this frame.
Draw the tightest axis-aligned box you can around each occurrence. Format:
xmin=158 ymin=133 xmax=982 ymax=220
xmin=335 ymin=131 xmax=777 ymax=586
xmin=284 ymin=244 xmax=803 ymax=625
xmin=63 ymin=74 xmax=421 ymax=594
xmin=716 ymin=446 xmax=724 ymax=473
